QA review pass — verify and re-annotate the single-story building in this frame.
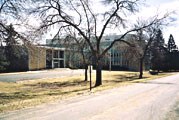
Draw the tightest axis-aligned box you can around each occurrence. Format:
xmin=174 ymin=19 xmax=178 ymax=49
xmin=0 ymin=45 xmax=66 ymax=72
xmin=28 ymin=46 xmax=66 ymax=70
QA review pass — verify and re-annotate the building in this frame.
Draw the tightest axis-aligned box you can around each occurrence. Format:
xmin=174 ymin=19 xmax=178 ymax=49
xmin=0 ymin=34 xmax=145 ymax=72
xmin=28 ymin=45 xmax=65 ymax=70
xmin=0 ymin=45 xmax=66 ymax=72
xmin=101 ymin=34 xmax=141 ymax=71
xmin=45 ymin=34 xmax=144 ymax=71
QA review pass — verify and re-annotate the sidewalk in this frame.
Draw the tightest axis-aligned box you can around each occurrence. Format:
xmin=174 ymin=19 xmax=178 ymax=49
xmin=0 ymin=68 xmax=84 ymax=82
xmin=0 ymin=68 xmax=71 ymax=76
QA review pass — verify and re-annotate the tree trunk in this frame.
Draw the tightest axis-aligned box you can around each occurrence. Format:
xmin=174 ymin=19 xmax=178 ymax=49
xmin=95 ymin=61 xmax=102 ymax=87
xmin=84 ymin=64 xmax=88 ymax=81
xmin=139 ymin=58 xmax=143 ymax=79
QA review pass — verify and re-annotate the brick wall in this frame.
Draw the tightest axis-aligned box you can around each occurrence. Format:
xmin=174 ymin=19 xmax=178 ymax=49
xmin=28 ymin=46 xmax=46 ymax=70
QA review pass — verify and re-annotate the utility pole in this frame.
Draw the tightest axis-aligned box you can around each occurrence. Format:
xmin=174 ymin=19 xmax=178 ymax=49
xmin=109 ymin=50 xmax=111 ymax=71
xmin=89 ymin=65 xmax=92 ymax=91
xmin=109 ymin=41 xmax=112 ymax=71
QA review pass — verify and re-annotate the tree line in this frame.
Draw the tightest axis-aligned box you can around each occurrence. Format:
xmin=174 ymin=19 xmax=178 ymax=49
xmin=150 ymin=32 xmax=179 ymax=72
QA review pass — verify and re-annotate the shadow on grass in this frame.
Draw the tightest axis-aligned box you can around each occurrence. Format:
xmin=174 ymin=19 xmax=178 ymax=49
xmin=25 ymin=80 xmax=89 ymax=89
xmin=0 ymin=92 xmax=37 ymax=104
xmin=133 ymin=81 xmax=174 ymax=85
xmin=46 ymin=88 xmax=89 ymax=96
xmin=104 ymin=74 xmax=149 ymax=84
xmin=0 ymin=80 xmax=90 ymax=105
xmin=0 ymin=85 xmax=89 ymax=105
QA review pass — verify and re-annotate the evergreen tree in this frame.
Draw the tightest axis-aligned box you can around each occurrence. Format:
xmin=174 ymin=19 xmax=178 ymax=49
xmin=0 ymin=48 xmax=9 ymax=72
xmin=167 ymin=34 xmax=178 ymax=52
xmin=154 ymin=29 xmax=165 ymax=47
xmin=167 ymin=34 xmax=179 ymax=71
xmin=2 ymin=24 xmax=28 ymax=72
xmin=150 ymin=29 xmax=166 ymax=71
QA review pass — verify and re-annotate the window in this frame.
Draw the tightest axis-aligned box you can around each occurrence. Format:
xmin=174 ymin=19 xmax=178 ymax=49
xmin=60 ymin=51 xmax=64 ymax=58
xmin=54 ymin=50 xmax=58 ymax=58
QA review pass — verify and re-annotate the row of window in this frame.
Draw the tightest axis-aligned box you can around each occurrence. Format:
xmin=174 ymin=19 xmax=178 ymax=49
xmin=53 ymin=50 xmax=64 ymax=58
xmin=111 ymin=52 xmax=121 ymax=57
xmin=54 ymin=60 xmax=64 ymax=68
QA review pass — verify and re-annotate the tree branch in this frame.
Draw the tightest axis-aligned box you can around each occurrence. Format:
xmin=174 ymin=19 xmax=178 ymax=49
xmin=100 ymin=16 xmax=166 ymax=57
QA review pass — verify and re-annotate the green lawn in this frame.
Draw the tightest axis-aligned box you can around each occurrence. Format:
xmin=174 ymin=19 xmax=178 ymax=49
xmin=0 ymin=71 xmax=172 ymax=113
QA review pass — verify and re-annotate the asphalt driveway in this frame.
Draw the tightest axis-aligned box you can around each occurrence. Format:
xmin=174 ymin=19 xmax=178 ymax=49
xmin=0 ymin=69 xmax=85 ymax=82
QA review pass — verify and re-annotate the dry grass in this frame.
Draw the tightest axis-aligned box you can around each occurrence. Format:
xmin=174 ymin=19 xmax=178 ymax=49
xmin=0 ymin=70 xmax=172 ymax=113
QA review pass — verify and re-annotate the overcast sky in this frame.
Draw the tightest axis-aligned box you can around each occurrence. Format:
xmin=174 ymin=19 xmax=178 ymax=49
xmin=32 ymin=0 xmax=179 ymax=45
xmin=142 ymin=0 xmax=179 ymax=45
xmin=97 ymin=0 xmax=179 ymax=45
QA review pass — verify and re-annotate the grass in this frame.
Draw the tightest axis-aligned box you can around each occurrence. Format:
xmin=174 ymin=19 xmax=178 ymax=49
xmin=0 ymin=70 xmax=172 ymax=113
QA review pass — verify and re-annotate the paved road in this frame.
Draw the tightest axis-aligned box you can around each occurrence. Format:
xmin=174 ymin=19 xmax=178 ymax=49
xmin=0 ymin=69 xmax=85 ymax=82
xmin=1 ymin=73 xmax=179 ymax=120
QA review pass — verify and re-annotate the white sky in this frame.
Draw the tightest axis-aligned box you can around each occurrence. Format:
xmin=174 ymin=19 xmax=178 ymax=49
xmin=141 ymin=0 xmax=179 ymax=45
xmin=103 ymin=0 xmax=179 ymax=45
xmin=16 ymin=0 xmax=179 ymax=45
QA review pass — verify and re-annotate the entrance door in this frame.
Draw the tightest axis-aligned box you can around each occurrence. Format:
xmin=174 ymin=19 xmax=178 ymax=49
xmin=54 ymin=62 xmax=59 ymax=68
xmin=60 ymin=60 xmax=64 ymax=68
xmin=53 ymin=60 xmax=64 ymax=68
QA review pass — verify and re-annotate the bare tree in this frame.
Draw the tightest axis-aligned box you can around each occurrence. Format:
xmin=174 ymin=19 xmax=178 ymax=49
xmin=0 ymin=0 xmax=41 ymax=72
xmin=128 ymin=22 xmax=163 ymax=78
xmin=115 ymin=16 xmax=168 ymax=79
xmin=71 ymin=37 xmax=92 ymax=82
xmin=115 ymin=35 xmax=140 ymax=71
xmin=30 ymin=0 xmax=169 ymax=86
xmin=0 ymin=0 xmax=34 ymax=45
xmin=64 ymin=34 xmax=92 ymax=81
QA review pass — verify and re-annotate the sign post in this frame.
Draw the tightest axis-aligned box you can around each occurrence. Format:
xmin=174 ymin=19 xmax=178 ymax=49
xmin=89 ymin=65 xmax=92 ymax=91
